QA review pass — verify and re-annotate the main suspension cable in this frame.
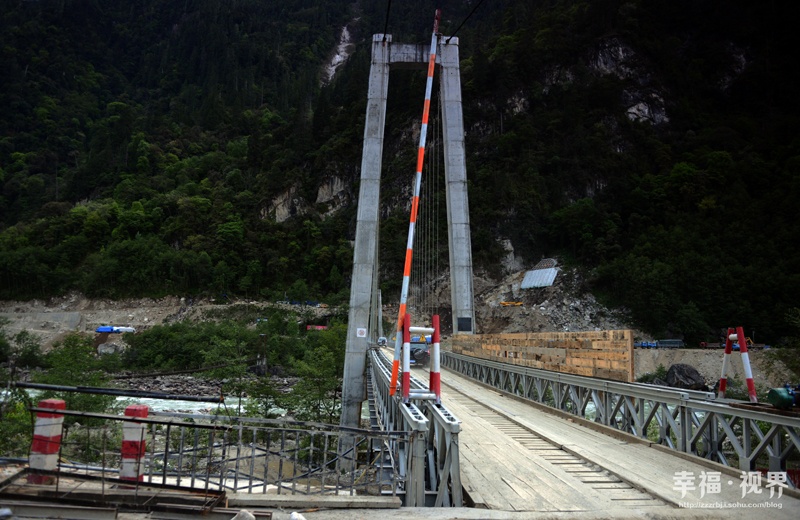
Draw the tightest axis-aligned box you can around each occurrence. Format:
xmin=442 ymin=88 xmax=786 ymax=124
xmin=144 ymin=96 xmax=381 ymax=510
xmin=382 ymin=0 xmax=393 ymax=41
xmin=445 ymin=0 xmax=487 ymax=44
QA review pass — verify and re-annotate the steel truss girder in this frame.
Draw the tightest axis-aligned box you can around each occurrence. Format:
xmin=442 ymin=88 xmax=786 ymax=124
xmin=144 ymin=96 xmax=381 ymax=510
xmin=368 ymin=350 xmax=462 ymax=506
xmin=442 ymin=352 xmax=800 ymax=485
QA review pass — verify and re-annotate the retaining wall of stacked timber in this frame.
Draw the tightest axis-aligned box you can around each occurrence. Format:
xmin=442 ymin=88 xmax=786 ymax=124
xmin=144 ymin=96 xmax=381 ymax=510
xmin=451 ymin=330 xmax=635 ymax=382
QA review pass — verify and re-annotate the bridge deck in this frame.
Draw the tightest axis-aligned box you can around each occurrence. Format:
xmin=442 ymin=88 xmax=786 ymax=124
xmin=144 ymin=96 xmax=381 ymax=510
xmin=417 ymin=366 xmax=800 ymax=516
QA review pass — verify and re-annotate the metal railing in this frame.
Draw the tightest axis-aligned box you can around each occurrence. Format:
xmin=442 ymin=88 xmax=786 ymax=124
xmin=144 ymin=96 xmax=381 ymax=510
xmin=27 ymin=407 xmax=406 ymax=498
xmin=443 ymin=351 xmax=800 ymax=485
xmin=368 ymin=348 xmax=462 ymax=506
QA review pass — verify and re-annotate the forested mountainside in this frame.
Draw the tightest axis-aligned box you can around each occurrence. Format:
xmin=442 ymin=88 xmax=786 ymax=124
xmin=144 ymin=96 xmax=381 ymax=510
xmin=1 ymin=0 xmax=799 ymax=344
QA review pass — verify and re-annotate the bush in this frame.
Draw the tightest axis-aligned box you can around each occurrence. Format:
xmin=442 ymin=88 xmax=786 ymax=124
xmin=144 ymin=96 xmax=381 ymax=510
xmin=13 ymin=330 xmax=45 ymax=368
xmin=0 ymin=389 xmax=34 ymax=457
xmin=123 ymin=321 xmax=261 ymax=372
xmin=637 ymin=364 xmax=667 ymax=384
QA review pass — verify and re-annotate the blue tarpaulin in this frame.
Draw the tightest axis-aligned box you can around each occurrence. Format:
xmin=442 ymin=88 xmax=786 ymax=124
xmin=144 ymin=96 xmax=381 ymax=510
xmin=95 ymin=326 xmax=136 ymax=333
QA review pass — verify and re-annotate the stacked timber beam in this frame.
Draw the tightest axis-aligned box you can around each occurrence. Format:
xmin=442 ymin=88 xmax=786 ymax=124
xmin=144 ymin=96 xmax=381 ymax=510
xmin=451 ymin=330 xmax=634 ymax=382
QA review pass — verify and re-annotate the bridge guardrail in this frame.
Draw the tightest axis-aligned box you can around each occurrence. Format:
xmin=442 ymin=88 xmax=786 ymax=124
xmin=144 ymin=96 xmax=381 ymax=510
xmin=17 ymin=405 xmax=406 ymax=502
xmin=368 ymin=348 xmax=462 ymax=506
xmin=443 ymin=351 xmax=800 ymax=487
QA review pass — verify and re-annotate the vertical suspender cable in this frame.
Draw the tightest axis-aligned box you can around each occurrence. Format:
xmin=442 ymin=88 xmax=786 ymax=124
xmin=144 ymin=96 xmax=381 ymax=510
xmin=426 ymin=100 xmax=437 ymax=317
xmin=390 ymin=9 xmax=441 ymax=395
xmin=433 ymin=92 xmax=442 ymax=317
xmin=425 ymin=104 xmax=434 ymax=317
xmin=420 ymin=127 xmax=428 ymax=315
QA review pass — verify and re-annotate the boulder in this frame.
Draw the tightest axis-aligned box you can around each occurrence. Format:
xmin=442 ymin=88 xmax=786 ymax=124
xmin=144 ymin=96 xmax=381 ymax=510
xmin=666 ymin=363 xmax=707 ymax=391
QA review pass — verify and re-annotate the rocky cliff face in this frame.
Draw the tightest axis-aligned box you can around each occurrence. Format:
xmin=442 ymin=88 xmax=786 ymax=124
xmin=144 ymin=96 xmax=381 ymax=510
xmin=262 ymin=176 xmax=351 ymax=223
xmin=588 ymin=37 xmax=669 ymax=125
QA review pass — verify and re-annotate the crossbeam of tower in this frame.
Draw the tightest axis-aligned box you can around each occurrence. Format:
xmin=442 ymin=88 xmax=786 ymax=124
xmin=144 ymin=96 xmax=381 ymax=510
xmin=340 ymin=29 xmax=475 ymax=430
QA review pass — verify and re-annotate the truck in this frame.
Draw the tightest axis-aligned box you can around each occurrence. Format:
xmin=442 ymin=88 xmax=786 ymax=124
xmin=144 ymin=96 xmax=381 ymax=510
xmin=409 ymin=335 xmax=431 ymax=367
xmin=655 ymin=339 xmax=685 ymax=348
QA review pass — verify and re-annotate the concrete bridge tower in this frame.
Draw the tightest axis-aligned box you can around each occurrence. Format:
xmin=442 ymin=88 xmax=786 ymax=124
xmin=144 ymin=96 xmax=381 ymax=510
xmin=340 ymin=33 xmax=475 ymax=429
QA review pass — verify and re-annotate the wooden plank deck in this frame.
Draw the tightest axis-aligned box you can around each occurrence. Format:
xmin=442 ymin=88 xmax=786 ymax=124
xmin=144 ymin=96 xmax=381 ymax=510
xmin=441 ymin=389 xmax=647 ymax=512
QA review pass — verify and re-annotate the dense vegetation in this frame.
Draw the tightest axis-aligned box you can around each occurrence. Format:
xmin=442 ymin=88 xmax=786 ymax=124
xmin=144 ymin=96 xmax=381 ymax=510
xmin=1 ymin=0 xmax=799 ymax=344
xmin=0 ymin=0 xmax=359 ymax=305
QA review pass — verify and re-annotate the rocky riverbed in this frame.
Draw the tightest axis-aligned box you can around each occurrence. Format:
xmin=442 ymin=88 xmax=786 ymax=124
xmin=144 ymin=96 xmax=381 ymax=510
xmin=106 ymin=372 xmax=302 ymax=413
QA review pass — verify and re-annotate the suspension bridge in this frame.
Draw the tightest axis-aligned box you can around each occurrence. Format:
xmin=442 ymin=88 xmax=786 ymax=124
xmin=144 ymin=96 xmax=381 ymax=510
xmin=4 ymin=18 xmax=800 ymax=520
xmin=338 ymin=16 xmax=800 ymax=515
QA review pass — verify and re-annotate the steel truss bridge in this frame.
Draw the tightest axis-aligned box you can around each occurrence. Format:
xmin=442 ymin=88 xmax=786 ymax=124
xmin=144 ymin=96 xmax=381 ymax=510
xmin=356 ymin=349 xmax=800 ymax=506
xmin=440 ymin=352 xmax=800 ymax=477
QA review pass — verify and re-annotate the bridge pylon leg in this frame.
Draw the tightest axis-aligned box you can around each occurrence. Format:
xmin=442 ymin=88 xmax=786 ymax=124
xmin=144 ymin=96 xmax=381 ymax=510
xmin=340 ymin=34 xmax=391 ymax=430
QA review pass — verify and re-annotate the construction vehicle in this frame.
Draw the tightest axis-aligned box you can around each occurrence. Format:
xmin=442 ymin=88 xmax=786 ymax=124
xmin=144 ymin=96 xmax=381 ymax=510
xmin=733 ymin=337 xmax=753 ymax=351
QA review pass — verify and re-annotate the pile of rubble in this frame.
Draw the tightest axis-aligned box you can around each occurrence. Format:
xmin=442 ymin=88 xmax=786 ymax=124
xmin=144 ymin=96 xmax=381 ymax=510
xmin=474 ymin=267 xmax=639 ymax=335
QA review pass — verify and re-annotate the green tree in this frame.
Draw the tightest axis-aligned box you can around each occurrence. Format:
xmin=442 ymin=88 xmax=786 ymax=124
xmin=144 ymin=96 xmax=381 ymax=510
xmin=673 ymin=302 xmax=710 ymax=344
xmin=33 ymin=334 xmax=116 ymax=424
xmin=283 ymin=324 xmax=346 ymax=423
xmin=0 ymin=322 xmax=42 ymax=456
xmin=0 ymin=318 xmax=10 ymax=363
xmin=243 ymin=377 xmax=282 ymax=420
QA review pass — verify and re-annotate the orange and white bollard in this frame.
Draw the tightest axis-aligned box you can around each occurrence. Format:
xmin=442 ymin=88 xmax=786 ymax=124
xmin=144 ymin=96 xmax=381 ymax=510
xmin=28 ymin=399 xmax=66 ymax=484
xmin=430 ymin=315 xmax=441 ymax=404
xmin=121 ymin=404 xmax=149 ymax=482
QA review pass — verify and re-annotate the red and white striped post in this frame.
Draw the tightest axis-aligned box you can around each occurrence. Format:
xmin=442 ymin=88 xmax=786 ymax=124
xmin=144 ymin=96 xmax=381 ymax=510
xmin=402 ymin=313 xmax=412 ymax=404
xmin=28 ymin=398 xmax=66 ymax=484
xmin=389 ymin=9 xmax=441 ymax=396
xmin=735 ymin=326 xmax=758 ymax=402
xmin=718 ymin=326 xmax=758 ymax=402
xmin=121 ymin=404 xmax=149 ymax=482
xmin=430 ymin=315 xmax=441 ymax=404
xmin=718 ymin=327 xmax=734 ymax=398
